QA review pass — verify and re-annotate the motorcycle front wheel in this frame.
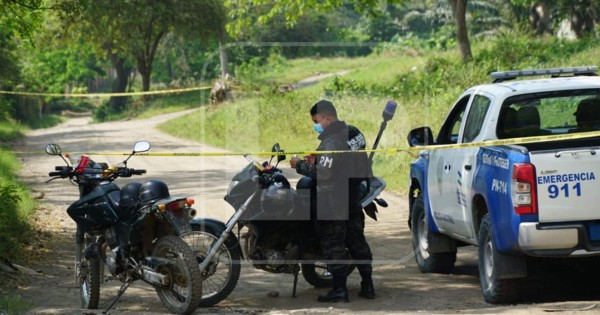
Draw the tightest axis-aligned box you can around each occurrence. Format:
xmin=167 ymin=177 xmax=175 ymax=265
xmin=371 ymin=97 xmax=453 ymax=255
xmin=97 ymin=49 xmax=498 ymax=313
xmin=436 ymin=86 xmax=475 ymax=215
xmin=76 ymin=235 xmax=101 ymax=309
xmin=181 ymin=231 xmax=241 ymax=307
xmin=79 ymin=256 xmax=101 ymax=309
xmin=152 ymin=235 xmax=203 ymax=314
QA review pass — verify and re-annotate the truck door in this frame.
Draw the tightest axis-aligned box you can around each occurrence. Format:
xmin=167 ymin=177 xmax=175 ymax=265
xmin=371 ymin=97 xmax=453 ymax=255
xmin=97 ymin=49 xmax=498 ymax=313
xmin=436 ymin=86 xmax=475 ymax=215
xmin=427 ymin=94 xmax=471 ymax=234
xmin=449 ymin=94 xmax=493 ymax=240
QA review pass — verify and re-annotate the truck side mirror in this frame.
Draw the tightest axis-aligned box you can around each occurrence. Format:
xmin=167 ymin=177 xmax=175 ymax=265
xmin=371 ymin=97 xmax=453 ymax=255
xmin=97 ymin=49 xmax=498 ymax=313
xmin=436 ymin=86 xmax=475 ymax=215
xmin=407 ymin=127 xmax=434 ymax=147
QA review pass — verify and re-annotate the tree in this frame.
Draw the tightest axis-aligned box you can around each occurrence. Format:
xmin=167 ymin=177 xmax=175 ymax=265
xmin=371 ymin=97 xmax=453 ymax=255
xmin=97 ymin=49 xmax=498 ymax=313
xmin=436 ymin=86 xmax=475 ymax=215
xmin=0 ymin=0 xmax=44 ymax=121
xmin=448 ymin=0 xmax=473 ymax=62
xmin=512 ymin=0 xmax=600 ymax=38
xmin=0 ymin=0 xmax=44 ymax=41
xmin=225 ymin=0 xmax=403 ymax=36
xmin=54 ymin=0 xmax=227 ymax=112
xmin=226 ymin=0 xmax=479 ymax=62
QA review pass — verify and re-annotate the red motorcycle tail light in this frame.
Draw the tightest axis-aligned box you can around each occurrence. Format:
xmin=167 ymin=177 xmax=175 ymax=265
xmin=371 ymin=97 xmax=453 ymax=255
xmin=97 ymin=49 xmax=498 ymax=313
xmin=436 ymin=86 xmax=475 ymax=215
xmin=165 ymin=200 xmax=186 ymax=217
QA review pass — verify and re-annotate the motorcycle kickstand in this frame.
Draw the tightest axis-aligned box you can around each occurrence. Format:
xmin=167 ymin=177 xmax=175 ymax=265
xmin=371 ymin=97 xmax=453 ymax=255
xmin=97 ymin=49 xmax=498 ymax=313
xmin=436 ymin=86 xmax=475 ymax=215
xmin=292 ymin=266 xmax=299 ymax=298
xmin=103 ymin=278 xmax=132 ymax=314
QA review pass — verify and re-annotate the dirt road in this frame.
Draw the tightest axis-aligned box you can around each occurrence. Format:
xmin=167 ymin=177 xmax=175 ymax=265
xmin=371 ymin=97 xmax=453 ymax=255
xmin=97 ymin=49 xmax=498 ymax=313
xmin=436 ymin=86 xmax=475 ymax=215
xmin=8 ymin=111 xmax=600 ymax=314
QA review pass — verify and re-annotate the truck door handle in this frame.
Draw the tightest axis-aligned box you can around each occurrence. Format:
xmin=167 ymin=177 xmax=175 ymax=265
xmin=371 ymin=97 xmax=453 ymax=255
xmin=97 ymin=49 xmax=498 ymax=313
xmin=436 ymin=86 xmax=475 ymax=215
xmin=555 ymin=149 xmax=596 ymax=157
xmin=464 ymin=164 xmax=472 ymax=170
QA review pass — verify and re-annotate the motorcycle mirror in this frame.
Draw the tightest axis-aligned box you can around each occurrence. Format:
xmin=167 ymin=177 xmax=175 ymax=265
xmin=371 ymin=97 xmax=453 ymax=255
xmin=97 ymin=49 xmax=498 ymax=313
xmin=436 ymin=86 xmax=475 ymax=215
xmin=271 ymin=143 xmax=281 ymax=152
xmin=45 ymin=143 xmax=70 ymax=166
xmin=45 ymin=144 xmax=62 ymax=156
xmin=123 ymin=141 xmax=151 ymax=166
xmin=269 ymin=143 xmax=280 ymax=165
xmin=133 ymin=141 xmax=151 ymax=153
xmin=277 ymin=150 xmax=286 ymax=162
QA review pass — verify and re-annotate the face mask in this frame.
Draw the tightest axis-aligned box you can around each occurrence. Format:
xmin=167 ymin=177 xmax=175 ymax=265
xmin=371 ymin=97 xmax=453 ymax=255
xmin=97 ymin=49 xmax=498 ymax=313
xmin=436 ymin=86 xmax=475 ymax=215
xmin=313 ymin=123 xmax=324 ymax=134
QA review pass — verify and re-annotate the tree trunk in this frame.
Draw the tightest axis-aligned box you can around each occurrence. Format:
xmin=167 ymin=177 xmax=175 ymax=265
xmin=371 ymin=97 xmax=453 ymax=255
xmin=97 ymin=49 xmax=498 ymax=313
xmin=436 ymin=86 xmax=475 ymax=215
xmin=108 ymin=54 xmax=132 ymax=113
xmin=449 ymin=0 xmax=473 ymax=63
xmin=137 ymin=50 xmax=153 ymax=93
xmin=219 ymin=40 xmax=229 ymax=78
xmin=136 ymin=30 xmax=166 ymax=93
xmin=529 ymin=1 xmax=552 ymax=36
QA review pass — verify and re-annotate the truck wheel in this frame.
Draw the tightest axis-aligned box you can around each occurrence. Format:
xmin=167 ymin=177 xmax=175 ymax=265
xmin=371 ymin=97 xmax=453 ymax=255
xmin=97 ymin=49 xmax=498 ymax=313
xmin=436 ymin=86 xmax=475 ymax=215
xmin=478 ymin=214 xmax=520 ymax=304
xmin=411 ymin=194 xmax=456 ymax=273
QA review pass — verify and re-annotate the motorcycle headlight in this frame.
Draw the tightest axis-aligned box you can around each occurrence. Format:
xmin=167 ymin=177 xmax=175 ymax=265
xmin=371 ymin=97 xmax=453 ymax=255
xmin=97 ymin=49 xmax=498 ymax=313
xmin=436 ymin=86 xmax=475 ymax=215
xmin=227 ymin=180 xmax=240 ymax=196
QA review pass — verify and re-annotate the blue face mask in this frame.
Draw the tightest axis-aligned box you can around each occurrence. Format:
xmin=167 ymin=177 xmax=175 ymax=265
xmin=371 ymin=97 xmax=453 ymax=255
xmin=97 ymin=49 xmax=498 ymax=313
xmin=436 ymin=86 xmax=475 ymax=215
xmin=313 ymin=123 xmax=324 ymax=134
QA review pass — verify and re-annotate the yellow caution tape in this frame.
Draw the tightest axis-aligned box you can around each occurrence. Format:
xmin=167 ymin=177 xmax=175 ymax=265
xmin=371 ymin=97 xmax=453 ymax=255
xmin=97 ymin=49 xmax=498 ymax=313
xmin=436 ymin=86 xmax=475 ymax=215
xmin=408 ymin=129 xmax=600 ymax=151
xmin=0 ymin=86 xmax=211 ymax=98
xmin=4 ymin=130 xmax=600 ymax=157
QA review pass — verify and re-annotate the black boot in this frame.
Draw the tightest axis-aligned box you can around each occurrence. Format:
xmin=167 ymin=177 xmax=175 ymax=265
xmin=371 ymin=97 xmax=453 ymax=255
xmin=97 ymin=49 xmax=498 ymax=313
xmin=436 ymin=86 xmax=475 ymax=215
xmin=358 ymin=281 xmax=375 ymax=299
xmin=317 ymin=287 xmax=349 ymax=303
xmin=318 ymin=273 xmax=348 ymax=303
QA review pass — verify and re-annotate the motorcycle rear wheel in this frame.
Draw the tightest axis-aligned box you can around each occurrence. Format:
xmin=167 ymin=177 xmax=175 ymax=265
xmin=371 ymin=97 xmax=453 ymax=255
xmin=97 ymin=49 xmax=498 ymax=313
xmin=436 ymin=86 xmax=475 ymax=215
xmin=301 ymin=262 xmax=355 ymax=288
xmin=181 ymin=231 xmax=241 ymax=307
xmin=153 ymin=235 xmax=203 ymax=314
xmin=79 ymin=256 xmax=101 ymax=309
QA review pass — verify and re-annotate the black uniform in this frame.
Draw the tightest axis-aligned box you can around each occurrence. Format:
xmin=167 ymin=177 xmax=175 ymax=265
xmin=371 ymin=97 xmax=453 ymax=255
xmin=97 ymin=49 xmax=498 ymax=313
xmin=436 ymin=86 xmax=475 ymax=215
xmin=295 ymin=120 xmax=373 ymax=290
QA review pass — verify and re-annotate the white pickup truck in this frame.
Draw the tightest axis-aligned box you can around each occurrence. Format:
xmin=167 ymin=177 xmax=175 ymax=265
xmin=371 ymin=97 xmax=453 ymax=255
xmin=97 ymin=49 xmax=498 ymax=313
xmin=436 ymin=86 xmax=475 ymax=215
xmin=407 ymin=66 xmax=600 ymax=304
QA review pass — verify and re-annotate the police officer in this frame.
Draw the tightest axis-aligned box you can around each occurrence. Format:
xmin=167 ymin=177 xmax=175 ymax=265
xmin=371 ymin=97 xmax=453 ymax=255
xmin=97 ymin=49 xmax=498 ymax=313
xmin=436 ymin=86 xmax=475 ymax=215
xmin=290 ymin=100 xmax=375 ymax=302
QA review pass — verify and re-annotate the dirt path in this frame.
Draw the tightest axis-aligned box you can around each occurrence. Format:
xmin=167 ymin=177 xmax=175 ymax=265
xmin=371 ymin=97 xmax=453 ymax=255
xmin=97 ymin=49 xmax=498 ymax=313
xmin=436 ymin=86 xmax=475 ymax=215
xmin=7 ymin=110 xmax=600 ymax=314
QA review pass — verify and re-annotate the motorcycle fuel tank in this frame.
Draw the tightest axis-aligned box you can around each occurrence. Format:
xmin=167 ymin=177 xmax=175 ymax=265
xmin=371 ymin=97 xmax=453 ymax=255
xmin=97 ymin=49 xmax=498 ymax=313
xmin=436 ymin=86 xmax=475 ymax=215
xmin=67 ymin=182 xmax=121 ymax=231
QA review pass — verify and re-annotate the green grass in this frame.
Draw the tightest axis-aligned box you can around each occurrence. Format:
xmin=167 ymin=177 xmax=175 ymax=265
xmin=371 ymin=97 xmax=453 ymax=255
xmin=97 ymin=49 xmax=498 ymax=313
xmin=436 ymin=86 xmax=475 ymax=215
xmin=0 ymin=122 xmax=36 ymax=261
xmin=0 ymin=121 xmax=36 ymax=314
xmin=134 ymin=90 xmax=211 ymax=119
xmin=0 ymin=294 xmax=30 ymax=315
xmin=239 ymin=49 xmax=425 ymax=87
xmin=159 ymin=90 xmax=411 ymax=192
xmin=156 ymin=34 xmax=600 ymax=195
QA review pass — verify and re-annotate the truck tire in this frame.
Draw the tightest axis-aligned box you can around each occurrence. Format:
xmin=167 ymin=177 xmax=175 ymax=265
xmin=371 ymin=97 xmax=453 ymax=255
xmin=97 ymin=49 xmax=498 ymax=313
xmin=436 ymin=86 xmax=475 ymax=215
xmin=411 ymin=194 xmax=456 ymax=273
xmin=478 ymin=214 xmax=520 ymax=304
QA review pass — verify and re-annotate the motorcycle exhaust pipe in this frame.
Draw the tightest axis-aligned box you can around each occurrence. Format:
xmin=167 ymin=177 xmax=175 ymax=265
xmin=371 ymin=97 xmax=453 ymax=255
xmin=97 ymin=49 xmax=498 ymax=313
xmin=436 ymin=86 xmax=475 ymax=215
xmin=187 ymin=208 xmax=197 ymax=218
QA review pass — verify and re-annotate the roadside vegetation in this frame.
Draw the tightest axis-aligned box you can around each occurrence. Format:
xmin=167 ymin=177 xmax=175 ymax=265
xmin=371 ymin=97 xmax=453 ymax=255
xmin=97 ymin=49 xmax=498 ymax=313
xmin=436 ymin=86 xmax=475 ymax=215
xmin=2 ymin=3 xmax=600 ymax=307
xmin=0 ymin=123 xmax=36 ymax=261
xmin=160 ymin=33 xmax=600 ymax=193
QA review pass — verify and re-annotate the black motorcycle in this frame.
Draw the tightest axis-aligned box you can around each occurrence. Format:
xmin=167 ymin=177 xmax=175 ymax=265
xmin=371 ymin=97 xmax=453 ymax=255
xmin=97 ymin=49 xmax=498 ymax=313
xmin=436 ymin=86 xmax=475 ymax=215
xmin=45 ymin=141 xmax=202 ymax=314
xmin=190 ymin=101 xmax=396 ymax=306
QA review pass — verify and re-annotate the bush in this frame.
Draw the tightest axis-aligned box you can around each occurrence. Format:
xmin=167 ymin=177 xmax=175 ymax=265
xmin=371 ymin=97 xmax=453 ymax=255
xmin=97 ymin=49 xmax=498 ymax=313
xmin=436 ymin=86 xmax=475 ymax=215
xmin=0 ymin=293 xmax=30 ymax=315
xmin=0 ymin=122 xmax=35 ymax=261
xmin=0 ymin=184 xmax=29 ymax=260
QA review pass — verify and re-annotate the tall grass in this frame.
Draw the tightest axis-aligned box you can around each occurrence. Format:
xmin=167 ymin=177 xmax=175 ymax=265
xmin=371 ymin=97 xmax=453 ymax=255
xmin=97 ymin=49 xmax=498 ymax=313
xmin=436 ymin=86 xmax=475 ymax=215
xmin=162 ymin=33 xmax=600 ymax=194
xmin=0 ymin=294 xmax=30 ymax=315
xmin=0 ymin=122 xmax=35 ymax=261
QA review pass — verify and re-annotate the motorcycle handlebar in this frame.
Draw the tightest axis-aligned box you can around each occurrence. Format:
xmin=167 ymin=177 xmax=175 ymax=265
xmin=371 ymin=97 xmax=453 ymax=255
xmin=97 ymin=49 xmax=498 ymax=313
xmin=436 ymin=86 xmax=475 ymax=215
xmin=115 ymin=168 xmax=146 ymax=177
xmin=48 ymin=168 xmax=73 ymax=178
xmin=130 ymin=169 xmax=147 ymax=175
xmin=47 ymin=166 xmax=146 ymax=179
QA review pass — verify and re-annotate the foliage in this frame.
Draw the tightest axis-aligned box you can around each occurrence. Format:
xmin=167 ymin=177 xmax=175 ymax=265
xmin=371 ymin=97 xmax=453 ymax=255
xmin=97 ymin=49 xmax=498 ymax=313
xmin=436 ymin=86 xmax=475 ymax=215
xmin=51 ymin=0 xmax=227 ymax=117
xmin=21 ymin=41 xmax=103 ymax=95
xmin=159 ymin=31 xmax=600 ymax=194
xmin=0 ymin=121 xmax=36 ymax=263
xmin=510 ymin=0 xmax=600 ymax=37
xmin=0 ymin=0 xmax=43 ymax=41
xmin=153 ymin=35 xmax=222 ymax=84
xmin=0 ymin=124 xmax=35 ymax=260
xmin=94 ymin=90 xmax=209 ymax=122
xmin=225 ymin=0 xmax=407 ymax=36
xmin=0 ymin=294 xmax=30 ymax=315
xmin=0 ymin=28 xmax=21 ymax=88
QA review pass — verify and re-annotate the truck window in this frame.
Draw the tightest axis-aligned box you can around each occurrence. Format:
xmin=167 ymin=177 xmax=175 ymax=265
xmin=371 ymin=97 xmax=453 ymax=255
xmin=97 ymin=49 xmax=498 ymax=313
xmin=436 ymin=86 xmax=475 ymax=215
xmin=436 ymin=95 xmax=470 ymax=144
xmin=498 ymin=89 xmax=600 ymax=139
xmin=463 ymin=95 xmax=491 ymax=143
